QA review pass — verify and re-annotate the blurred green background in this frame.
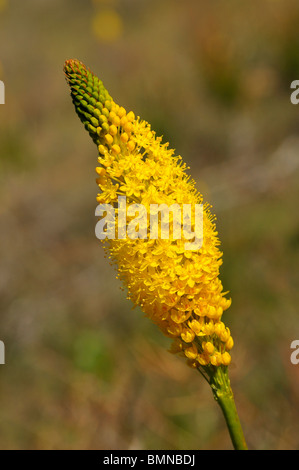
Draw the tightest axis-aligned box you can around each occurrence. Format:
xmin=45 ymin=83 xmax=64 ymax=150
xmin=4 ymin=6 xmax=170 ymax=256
xmin=1 ymin=0 xmax=299 ymax=450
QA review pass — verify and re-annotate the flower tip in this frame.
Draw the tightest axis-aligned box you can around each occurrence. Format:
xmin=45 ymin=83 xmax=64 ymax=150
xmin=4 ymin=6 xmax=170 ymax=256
xmin=63 ymin=59 xmax=92 ymax=87
xmin=64 ymin=58 xmax=86 ymax=73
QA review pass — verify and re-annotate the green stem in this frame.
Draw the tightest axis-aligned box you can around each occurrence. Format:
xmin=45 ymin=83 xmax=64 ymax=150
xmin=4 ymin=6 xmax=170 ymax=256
xmin=209 ymin=366 xmax=248 ymax=450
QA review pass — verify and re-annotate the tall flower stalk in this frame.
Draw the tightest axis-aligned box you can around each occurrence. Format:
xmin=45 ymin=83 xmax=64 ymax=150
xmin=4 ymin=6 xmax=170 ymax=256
xmin=64 ymin=59 xmax=247 ymax=450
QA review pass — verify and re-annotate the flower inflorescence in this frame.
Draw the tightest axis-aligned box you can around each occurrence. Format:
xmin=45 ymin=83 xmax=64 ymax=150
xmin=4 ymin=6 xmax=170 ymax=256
xmin=64 ymin=59 xmax=233 ymax=372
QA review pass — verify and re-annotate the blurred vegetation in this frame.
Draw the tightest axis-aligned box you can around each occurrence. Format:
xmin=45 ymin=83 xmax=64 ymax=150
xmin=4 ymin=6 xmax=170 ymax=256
xmin=0 ymin=0 xmax=299 ymax=450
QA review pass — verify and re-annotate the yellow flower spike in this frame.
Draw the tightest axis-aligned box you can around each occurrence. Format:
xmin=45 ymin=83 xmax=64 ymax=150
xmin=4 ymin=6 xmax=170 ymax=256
xmin=120 ymin=115 xmax=128 ymax=127
xmin=64 ymin=59 xmax=247 ymax=451
xmin=104 ymin=134 xmax=113 ymax=145
xmin=120 ymin=132 xmax=129 ymax=143
xmin=124 ymin=122 xmax=133 ymax=133
xmin=222 ymin=352 xmax=232 ymax=366
xmin=99 ymin=114 xmax=107 ymax=125
xmin=95 ymin=167 xmax=106 ymax=176
xmin=210 ymin=352 xmax=222 ymax=366
xmin=109 ymin=124 xmax=118 ymax=136
xmin=220 ymin=327 xmax=231 ymax=343
xmin=118 ymin=106 xmax=126 ymax=118
xmin=109 ymin=111 xmax=116 ymax=121
xmin=181 ymin=328 xmax=196 ymax=343
xmin=127 ymin=111 xmax=135 ymax=122
xmin=127 ymin=140 xmax=135 ymax=152
xmin=170 ymin=308 xmax=191 ymax=324
xmin=189 ymin=318 xmax=204 ymax=336
xmin=187 ymin=278 xmax=195 ymax=288
xmin=98 ymin=145 xmax=106 ymax=155
xmin=200 ymin=321 xmax=214 ymax=336
xmin=184 ymin=344 xmax=198 ymax=360
xmin=203 ymin=341 xmax=214 ymax=355
xmin=214 ymin=321 xmax=225 ymax=337
xmin=111 ymin=144 xmax=121 ymax=155
xmin=210 ymin=356 xmax=217 ymax=366
xmin=226 ymin=336 xmax=234 ymax=351
xmin=96 ymin=194 xmax=105 ymax=204
xmin=222 ymin=297 xmax=232 ymax=311
xmin=197 ymin=353 xmax=210 ymax=366
xmin=102 ymin=107 xmax=110 ymax=118
xmin=113 ymin=115 xmax=120 ymax=127
xmin=216 ymin=306 xmax=223 ymax=319
xmin=207 ymin=305 xmax=217 ymax=319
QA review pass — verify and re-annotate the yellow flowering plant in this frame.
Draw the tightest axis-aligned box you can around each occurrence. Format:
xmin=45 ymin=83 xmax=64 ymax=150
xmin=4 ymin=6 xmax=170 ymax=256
xmin=64 ymin=59 xmax=247 ymax=450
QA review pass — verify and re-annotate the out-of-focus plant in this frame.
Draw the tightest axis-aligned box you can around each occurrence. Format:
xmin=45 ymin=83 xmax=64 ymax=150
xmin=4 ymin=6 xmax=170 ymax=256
xmin=91 ymin=0 xmax=123 ymax=43
xmin=64 ymin=59 xmax=248 ymax=450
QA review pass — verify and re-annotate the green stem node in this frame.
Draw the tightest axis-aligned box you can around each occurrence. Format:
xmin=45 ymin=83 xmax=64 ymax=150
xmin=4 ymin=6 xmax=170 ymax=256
xmin=209 ymin=366 xmax=248 ymax=450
